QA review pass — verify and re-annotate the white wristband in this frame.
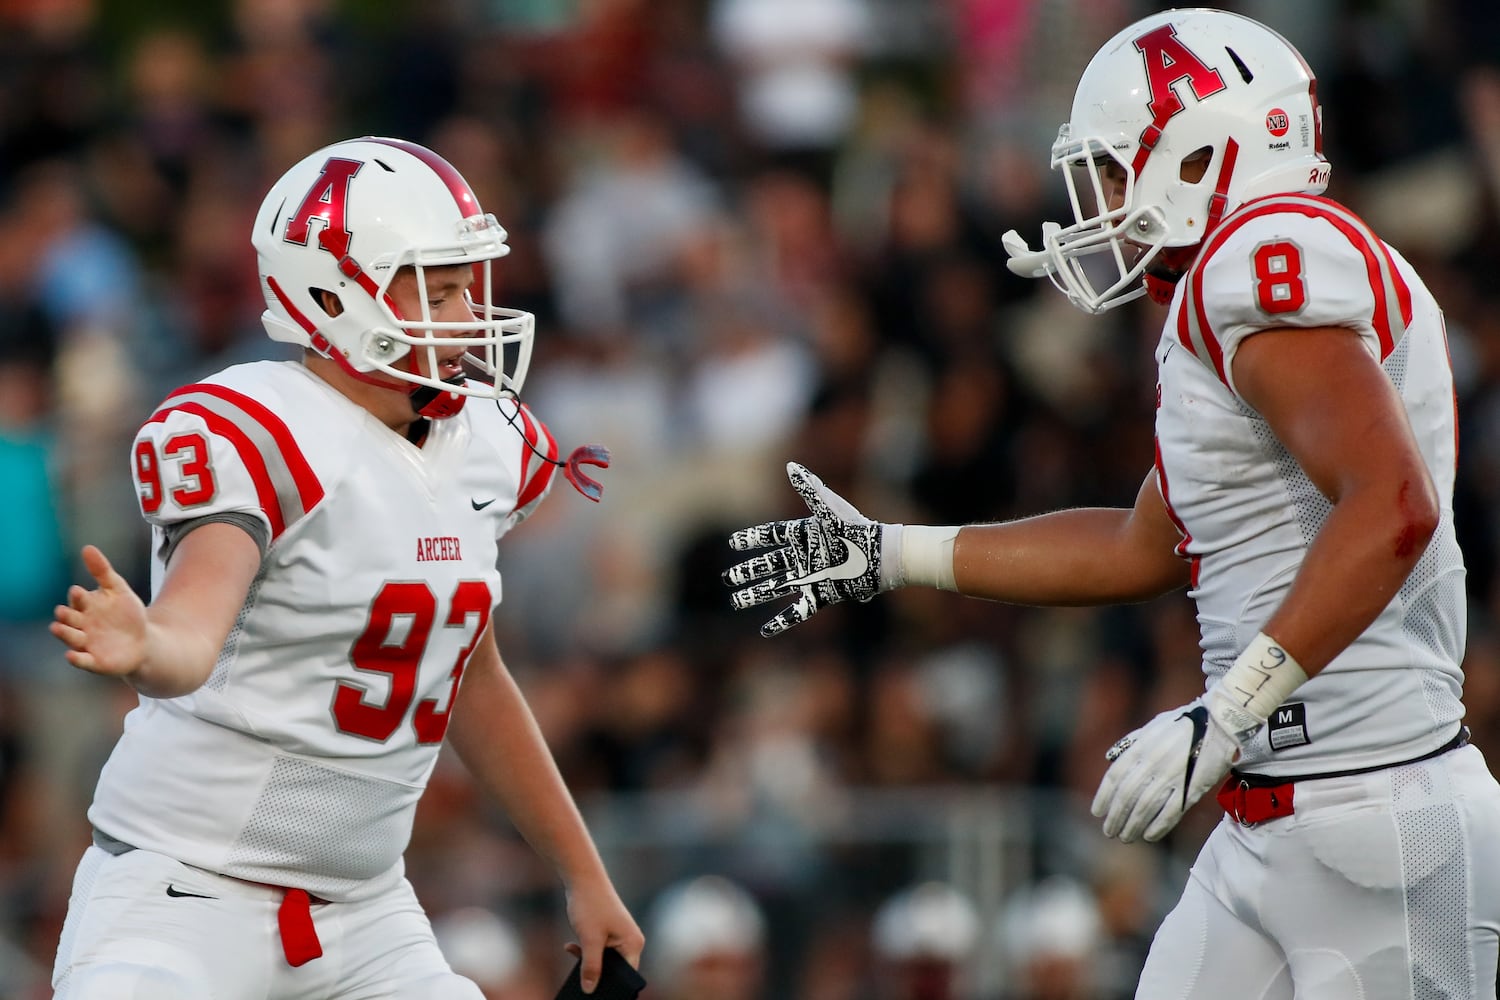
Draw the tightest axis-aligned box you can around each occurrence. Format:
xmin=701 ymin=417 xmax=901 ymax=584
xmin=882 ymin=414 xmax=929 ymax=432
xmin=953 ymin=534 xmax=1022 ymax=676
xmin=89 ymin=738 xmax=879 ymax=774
xmin=882 ymin=523 xmax=960 ymax=592
xmin=1208 ymin=631 xmax=1309 ymax=739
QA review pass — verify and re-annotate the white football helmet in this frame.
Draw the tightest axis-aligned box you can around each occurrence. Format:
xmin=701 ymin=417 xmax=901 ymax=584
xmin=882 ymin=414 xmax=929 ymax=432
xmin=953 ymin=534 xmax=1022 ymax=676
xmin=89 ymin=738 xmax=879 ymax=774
xmin=252 ymin=136 xmax=534 ymax=414
xmin=1003 ymin=9 xmax=1331 ymax=313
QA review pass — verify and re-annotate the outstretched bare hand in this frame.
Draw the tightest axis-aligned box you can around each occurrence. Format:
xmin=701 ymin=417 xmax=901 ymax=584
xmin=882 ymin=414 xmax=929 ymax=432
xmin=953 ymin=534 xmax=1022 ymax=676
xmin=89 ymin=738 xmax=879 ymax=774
xmin=49 ymin=545 xmax=147 ymax=679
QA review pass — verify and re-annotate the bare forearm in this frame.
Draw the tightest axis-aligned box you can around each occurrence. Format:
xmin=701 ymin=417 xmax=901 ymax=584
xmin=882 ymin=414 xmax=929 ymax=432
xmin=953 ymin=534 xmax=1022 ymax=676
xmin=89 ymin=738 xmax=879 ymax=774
xmin=953 ymin=506 xmax=1189 ymax=605
xmin=1232 ymin=326 xmax=1441 ymax=676
xmin=135 ymin=524 xmax=262 ymax=696
xmin=129 ymin=615 xmax=226 ymax=698
xmin=448 ymin=650 xmax=608 ymax=886
xmin=53 ymin=525 xmax=258 ymax=698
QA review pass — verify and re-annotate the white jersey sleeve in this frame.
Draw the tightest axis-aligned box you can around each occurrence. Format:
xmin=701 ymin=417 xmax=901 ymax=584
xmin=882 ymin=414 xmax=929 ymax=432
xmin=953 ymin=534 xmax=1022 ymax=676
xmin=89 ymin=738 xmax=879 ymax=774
xmin=496 ymin=399 xmax=558 ymax=536
xmin=1178 ymin=193 xmax=1414 ymax=398
xmin=131 ymin=381 xmax=327 ymax=549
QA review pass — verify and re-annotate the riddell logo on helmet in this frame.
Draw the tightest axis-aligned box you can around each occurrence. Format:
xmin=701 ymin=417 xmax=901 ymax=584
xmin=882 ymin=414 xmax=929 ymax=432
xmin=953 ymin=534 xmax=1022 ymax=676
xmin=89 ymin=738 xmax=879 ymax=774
xmin=1266 ymin=109 xmax=1290 ymax=136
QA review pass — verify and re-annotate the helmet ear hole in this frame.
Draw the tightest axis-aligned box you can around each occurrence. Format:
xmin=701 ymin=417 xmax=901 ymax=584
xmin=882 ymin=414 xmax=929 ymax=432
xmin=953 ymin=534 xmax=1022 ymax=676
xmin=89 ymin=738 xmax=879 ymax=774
xmin=312 ymin=288 xmax=345 ymax=318
xmin=1180 ymin=146 xmax=1214 ymax=183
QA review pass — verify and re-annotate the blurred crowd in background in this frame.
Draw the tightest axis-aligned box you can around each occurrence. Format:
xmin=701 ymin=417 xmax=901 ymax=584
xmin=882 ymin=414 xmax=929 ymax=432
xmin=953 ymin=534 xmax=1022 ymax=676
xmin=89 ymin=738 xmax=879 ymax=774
xmin=2 ymin=0 xmax=1500 ymax=996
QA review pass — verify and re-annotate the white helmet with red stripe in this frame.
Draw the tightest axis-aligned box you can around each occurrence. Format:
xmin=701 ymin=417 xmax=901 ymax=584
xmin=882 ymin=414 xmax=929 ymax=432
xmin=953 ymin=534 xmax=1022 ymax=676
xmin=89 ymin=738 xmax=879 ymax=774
xmin=252 ymin=136 xmax=534 ymax=411
xmin=1002 ymin=9 xmax=1330 ymax=313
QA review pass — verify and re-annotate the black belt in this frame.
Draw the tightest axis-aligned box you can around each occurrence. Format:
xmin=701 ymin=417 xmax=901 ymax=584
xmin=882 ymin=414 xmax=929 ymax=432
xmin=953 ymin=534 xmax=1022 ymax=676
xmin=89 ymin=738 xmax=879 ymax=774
xmin=1232 ymin=725 xmax=1471 ymax=789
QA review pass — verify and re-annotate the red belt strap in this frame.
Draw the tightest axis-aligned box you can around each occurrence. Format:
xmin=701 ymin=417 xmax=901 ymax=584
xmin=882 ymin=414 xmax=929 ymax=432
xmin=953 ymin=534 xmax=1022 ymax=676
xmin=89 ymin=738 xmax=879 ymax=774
xmin=277 ymin=888 xmax=324 ymax=967
xmin=1216 ymin=776 xmax=1295 ymax=826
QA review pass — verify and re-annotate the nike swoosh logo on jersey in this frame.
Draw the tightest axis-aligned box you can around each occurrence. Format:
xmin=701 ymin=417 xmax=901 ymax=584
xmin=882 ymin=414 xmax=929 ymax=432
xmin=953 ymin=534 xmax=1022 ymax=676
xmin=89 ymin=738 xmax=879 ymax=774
xmin=471 ymin=498 xmax=496 ymax=510
xmin=165 ymin=884 xmax=218 ymax=899
xmin=1178 ymin=705 xmax=1210 ymax=807
xmin=784 ymin=538 xmax=869 ymax=589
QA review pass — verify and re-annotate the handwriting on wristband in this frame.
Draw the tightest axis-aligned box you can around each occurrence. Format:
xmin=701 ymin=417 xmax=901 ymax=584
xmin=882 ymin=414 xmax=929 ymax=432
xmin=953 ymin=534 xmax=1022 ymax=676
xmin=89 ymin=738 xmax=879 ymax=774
xmin=1257 ymin=645 xmax=1287 ymax=670
xmin=1233 ymin=643 xmax=1289 ymax=707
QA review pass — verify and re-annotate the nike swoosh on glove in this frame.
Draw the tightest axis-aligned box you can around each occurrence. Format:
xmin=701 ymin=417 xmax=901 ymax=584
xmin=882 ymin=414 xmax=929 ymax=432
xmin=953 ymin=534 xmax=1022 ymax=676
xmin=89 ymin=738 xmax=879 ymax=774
xmin=723 ymin=462 xmax=885 ymax=637
xmin=1091 ymin=691 xmax=1242 ymax=843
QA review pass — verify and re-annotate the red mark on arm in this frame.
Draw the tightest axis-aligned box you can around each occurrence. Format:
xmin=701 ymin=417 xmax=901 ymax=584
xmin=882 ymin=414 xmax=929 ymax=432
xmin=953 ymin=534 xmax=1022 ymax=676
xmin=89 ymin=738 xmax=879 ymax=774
xmin=1393 ymin=480 xmax=1421 ymax=559
xmin=1393 ymin=525 xmax=1420 ymax=560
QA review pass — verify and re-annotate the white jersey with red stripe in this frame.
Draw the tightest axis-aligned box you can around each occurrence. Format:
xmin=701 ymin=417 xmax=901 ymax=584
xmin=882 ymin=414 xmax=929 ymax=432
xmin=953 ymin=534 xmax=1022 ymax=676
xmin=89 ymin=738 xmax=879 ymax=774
xmin=87 ymin=360 xmax=560 ymax=901
xmin=1156 ymin=193 xmax=1465 ymax=776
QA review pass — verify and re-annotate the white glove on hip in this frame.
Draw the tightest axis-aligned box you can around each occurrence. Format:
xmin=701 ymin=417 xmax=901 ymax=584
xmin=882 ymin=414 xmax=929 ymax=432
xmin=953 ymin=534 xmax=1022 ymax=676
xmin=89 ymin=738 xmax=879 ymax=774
xmin=1090 ymin=688 xmax=1242 ymax=843
xmin=1092 ymin=634 xmax=1308 ymax=842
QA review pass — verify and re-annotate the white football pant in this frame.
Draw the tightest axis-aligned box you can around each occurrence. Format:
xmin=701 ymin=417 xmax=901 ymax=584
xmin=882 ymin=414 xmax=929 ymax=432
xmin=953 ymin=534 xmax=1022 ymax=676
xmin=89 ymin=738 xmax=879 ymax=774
xmin=1138 ymin=744 xmax=1500 ymax=998
xmin=52 ymin=845 xmax=484 ymax=1000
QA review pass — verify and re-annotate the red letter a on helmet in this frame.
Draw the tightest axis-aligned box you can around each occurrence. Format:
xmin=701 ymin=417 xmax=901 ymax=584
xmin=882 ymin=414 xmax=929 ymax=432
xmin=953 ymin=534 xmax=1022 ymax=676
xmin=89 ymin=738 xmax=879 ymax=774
xmin=1133 ymin=25 xmax=1226 ymax=122
xmin=283 ymin=157 xmax=363 ymax=259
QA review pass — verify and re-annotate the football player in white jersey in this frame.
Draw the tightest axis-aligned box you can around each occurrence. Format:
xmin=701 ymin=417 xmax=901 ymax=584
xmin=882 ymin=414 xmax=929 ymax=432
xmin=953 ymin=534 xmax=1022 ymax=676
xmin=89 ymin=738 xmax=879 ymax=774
xmin=725 ymin=8 xmax=1500 ymax=998
xmin=48 ymin=137 xmax=642 ymax=999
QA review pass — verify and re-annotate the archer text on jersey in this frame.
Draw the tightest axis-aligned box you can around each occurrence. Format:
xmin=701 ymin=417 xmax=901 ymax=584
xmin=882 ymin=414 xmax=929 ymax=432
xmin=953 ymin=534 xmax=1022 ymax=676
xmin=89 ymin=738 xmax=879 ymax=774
xmin=415 ymin=536 xmax=463 ymax=562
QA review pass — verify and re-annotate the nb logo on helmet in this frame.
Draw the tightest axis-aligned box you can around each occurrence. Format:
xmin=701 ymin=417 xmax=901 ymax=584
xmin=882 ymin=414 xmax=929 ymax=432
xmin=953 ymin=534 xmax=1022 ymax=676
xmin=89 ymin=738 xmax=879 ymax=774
xmin=283 ymin=157 xmax=363 ymax=259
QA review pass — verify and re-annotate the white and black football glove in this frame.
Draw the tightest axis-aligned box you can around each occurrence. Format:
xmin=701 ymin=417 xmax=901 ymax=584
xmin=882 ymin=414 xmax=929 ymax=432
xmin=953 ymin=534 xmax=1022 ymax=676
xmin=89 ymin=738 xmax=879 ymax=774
xmin=1091 ymin=683 xmax=1250 ymax=843
xmin=724 ymin=462 xmax=888 ymax=637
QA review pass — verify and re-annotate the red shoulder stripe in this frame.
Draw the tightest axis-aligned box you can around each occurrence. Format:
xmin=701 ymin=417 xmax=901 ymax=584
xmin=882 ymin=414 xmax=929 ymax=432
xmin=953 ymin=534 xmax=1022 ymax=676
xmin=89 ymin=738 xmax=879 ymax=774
xmin=1187 ymin=268 xmax=1229 ymax=383
xmin=1372 ymin=234 xmax=1414 ymax=331
xmin=146 ymin=403 xmax=286 ymax=538
xmin=1188 ymin=195 xmax=1406 ymax=376
xmin=512 ymin=403 xmax=558 ymax=513
xmin=1290 ymin=205 xmax=1396 ymax=358
xmin=1175 ymin=294 xmax=1199 ymax=359
xmin=163 ymin=383 xmax=324 ymax=512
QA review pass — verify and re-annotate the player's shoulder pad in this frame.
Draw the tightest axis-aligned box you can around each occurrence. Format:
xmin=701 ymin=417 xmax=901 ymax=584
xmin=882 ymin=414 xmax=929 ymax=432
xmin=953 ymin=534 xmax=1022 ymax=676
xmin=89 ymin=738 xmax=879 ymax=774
xmin=468 ymin=394 xmax=560 ymax=522
xmin=1178 ymin=194 xmax=1414 ymax=389
xmin=134 ymin=361 xmax=332 ymax=541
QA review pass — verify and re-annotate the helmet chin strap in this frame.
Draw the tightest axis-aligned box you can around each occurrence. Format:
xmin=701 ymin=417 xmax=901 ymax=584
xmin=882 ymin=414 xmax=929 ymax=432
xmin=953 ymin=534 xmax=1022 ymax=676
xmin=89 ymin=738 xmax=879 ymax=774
xmin=327 ymin=257 xmax=475 ymax=419
xmin=311 ymin=330 xmax=466 ymax=416
xmin=1143 ymin=271 xmax=1179 ymax=305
